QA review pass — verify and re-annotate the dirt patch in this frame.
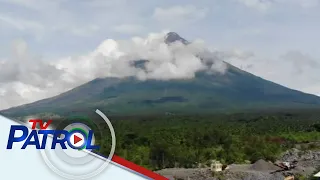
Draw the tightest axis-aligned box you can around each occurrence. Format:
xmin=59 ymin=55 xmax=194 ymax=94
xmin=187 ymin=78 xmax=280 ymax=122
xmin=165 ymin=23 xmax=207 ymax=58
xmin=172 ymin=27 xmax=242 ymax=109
xmin=249 ymin=159 xmax=280 ymax=172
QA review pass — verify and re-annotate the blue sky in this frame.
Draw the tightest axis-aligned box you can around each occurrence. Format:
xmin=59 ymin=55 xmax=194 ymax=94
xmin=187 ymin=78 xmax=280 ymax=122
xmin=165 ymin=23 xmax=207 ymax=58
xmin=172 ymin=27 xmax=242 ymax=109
xmin=0 ymin=0 xmax=320 ymax=109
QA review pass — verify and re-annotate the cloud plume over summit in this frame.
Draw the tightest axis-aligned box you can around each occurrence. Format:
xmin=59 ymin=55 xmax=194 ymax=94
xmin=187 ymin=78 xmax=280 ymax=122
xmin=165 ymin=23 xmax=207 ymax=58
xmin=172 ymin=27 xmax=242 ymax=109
xmin=56 ymin=31 xmax=228 ymax=82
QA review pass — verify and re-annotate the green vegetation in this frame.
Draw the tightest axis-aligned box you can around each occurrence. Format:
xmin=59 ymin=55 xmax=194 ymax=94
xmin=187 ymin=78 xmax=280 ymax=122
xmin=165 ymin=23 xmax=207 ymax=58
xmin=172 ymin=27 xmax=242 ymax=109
xmin=59 ymin=111 xmax=320 ymax=170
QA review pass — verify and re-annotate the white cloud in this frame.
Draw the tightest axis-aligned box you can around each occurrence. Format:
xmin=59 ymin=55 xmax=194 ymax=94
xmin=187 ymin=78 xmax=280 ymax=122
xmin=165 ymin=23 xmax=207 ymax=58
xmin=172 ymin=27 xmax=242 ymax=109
xmin=57 ymin=32 xmax=226 ymax=81
xmin=153 ymin=5 xmax=208 ymax=26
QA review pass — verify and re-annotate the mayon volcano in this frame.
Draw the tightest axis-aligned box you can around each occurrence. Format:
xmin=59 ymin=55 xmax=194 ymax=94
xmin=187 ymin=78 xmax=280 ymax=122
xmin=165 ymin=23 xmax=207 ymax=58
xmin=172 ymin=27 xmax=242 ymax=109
xmin=2 ymin=32 xmax=320 ymax=117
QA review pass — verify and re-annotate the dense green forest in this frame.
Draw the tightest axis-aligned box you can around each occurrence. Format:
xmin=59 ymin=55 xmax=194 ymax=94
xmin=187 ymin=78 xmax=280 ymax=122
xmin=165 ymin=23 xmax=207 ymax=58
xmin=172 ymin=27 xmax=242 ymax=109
xmin=56 ymin=111 xmax=320 ymax=170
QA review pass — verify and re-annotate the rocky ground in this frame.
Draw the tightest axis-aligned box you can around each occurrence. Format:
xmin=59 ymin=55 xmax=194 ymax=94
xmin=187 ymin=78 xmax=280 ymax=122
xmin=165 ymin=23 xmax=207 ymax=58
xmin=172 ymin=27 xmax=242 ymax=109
xmin=157 ymin=149 xmax=320 ymax=180
xmin=280 ymin=148 xmax=320 ymax=177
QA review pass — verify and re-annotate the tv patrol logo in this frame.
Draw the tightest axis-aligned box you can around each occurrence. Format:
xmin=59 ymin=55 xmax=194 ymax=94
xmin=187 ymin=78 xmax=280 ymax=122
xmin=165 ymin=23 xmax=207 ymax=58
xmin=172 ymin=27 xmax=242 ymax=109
xmin=6 ymin=119 xmax=99 ymax=150
xmin=6 ymin=109 xmax=116 ymax=180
